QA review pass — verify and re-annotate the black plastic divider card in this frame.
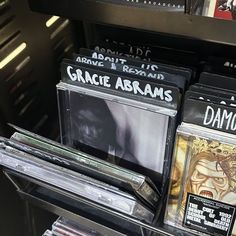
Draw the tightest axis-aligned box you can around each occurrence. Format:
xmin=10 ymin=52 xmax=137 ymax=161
xmin=73 ymin=54 xmax=187 ymax=91
xmin=79 ymin=48 xmax=192 ymax=82
xmin=61 ymin=59 xmax=180 ymax=110
xmin=91 ymin=37 xmax=199 ymax=68
xmin=204 ymin=56 xmax=236 ymax=77
xmin=199 ymin=72 xmax=236 ymax=91
xmin=189 ymin=84 xmax=236 ymax=101
xmin=183 ymin=98 xmax=236 ymax=135
xmin=185 ymin=90 xmax=236 ymax=107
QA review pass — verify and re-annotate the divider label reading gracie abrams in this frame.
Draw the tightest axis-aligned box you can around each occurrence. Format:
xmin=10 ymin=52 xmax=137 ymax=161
xmin=183 ymin=193 xmax=236 ymax=236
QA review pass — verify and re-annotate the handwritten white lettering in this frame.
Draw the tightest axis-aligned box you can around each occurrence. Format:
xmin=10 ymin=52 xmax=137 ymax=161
xmin=203 ymin=105 xmax=236 ymax=131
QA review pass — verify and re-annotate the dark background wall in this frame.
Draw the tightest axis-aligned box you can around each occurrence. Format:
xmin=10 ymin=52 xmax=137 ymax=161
xmin=0 ymin=0 xmax=77 ymax=235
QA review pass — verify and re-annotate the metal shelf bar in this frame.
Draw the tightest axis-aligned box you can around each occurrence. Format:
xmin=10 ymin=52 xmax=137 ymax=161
xmin=28 ymin=0 xmax=236 ymax=46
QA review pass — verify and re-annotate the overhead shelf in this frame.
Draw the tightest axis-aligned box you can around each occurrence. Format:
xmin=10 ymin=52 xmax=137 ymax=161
xmin=28 ymin=0 xmax=236 ymax=46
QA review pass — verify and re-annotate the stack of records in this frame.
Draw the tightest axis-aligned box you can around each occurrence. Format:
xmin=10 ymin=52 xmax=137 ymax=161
xmin=164 ymin=66 xmax=236 ymax=235
xmin=0 ymin=125 xmax=159 ymax=223
xmin=58 ymin=48 xmax=191 ymax=194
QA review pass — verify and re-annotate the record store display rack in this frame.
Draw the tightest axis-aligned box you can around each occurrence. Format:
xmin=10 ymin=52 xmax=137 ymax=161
xmin=2 ymin=0 xmax=236 ymax=235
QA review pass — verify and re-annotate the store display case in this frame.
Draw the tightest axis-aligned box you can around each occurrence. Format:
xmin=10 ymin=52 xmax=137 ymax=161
xmin=1 ymin=0 xmax=236 ymax=235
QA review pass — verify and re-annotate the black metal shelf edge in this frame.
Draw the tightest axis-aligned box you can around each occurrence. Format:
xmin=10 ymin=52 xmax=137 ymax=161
xmin=17 ymin=186 xmax=193 ymax=236
xmin=5 ymin=168 xmax=191 ymax=236
xmin=28 ymin=0 xmax=236 ymax=46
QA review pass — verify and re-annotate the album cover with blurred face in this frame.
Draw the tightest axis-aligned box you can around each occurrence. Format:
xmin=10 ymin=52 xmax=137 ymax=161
xmin=58 ymin=87 xmax=170 ymax=186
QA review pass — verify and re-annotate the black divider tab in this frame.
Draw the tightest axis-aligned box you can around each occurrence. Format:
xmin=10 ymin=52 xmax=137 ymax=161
xmin=185 ymin=90 xmax=236 ymax=108
xmin=61 ymin=59 xmax=180 ymax=110
xmin=73 ymin=54 xmax=186 ymax=90
xmin=199 ymin=72 xmax=236 ymax=92
xmin=79 ymin=48 xmax=192 ymax=81
xmin=189 ymin=84 xmax=236 ymax=101
xmin=183 ymin=98 xmax=236 ymax=135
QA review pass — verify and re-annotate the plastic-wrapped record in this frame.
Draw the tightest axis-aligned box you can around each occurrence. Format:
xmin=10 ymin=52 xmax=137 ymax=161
xmin=9 ymin=125 xmax=160 ymax=209
xmin=0 ymin=144 xmax=154 ymax=223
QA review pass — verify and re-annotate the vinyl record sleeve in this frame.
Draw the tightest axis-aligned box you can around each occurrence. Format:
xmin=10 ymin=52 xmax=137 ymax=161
xmin=9 ymin=130 xmax=160 ymax=209
xmin=165 ymin=122 xmax=236 ymax=236
xmin=57 ymin=81 xmax=176 ymax=191
xmin=0 ymin=145 xmax=154 ymax=223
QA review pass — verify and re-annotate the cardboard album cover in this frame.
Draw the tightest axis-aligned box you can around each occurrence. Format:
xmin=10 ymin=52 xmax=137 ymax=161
xmin=165 ymin=127 xmax=236 ymax=236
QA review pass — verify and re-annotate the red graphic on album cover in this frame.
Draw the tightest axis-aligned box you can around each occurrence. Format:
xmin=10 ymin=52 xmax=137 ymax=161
xmin=214 ymin=0 xmax=236 ymax=20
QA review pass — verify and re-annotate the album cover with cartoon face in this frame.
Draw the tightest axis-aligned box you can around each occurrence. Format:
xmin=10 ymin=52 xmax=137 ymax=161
xmin=165 ymin=126 xmax=236 ymax=236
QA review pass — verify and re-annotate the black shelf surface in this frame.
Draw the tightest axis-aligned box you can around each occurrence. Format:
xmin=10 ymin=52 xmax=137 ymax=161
xmin=28 ymin=0 xmax=236 ymax=46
